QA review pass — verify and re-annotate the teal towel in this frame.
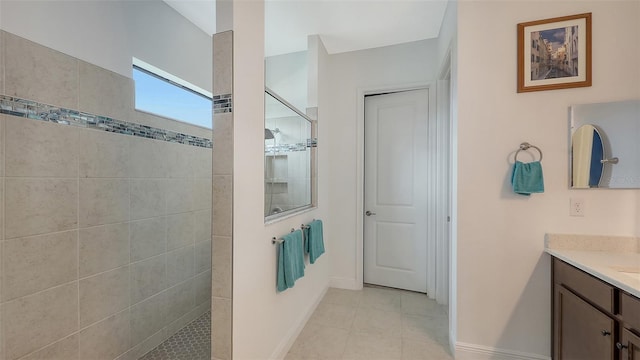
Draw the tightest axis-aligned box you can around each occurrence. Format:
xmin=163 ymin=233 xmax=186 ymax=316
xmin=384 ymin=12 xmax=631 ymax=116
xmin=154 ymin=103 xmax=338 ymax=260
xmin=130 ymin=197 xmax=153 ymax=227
xmin=276 ymin=230 xmax=305 ymax=292
xmin=511 ymin=161 xmax=544 ymax=196
xmin=305 ymin=220 xmax=325 ymax=264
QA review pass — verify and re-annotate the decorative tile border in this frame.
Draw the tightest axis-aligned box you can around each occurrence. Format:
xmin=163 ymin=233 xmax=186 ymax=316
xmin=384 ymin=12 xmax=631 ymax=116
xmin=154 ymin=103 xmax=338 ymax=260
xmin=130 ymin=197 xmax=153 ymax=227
xmin=264 ymin=138 xmax=318 ymax=154
xmin=265 ymin=142 xmax=308 ymax=154
xmin=213 ymin=94 xmax=232 ymax=114
xmin=0 ymin=94 xmax=213 ymax=148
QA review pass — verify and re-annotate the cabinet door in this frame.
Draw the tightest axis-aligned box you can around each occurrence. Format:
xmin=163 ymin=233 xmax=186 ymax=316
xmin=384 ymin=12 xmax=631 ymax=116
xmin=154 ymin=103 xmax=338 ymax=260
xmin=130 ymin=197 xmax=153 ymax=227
xmin=555 ymin=284 xmax=615 ymax=360
xmin=620 ymin=328 xmax=640 ymax=360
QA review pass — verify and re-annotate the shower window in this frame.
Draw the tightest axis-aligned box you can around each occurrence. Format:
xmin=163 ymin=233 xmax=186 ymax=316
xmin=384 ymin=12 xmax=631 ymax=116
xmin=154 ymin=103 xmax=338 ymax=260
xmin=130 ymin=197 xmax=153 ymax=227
xmin=133 ymin=63 xmax=212 ymax=129
xmin=265 ymin=88 xmax=316 ymax=221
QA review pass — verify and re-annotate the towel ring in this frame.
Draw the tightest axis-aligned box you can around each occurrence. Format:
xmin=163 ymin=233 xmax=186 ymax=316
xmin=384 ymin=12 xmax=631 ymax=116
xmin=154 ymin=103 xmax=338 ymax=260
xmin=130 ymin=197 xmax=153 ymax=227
xmin=514 ymin=142 xmax=543 ymax=162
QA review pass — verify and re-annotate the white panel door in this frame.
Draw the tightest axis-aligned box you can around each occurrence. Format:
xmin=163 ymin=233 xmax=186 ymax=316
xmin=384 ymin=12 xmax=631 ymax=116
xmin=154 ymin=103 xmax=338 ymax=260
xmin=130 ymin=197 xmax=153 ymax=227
xmin=364 ymin=89 xmax=429 ymax=293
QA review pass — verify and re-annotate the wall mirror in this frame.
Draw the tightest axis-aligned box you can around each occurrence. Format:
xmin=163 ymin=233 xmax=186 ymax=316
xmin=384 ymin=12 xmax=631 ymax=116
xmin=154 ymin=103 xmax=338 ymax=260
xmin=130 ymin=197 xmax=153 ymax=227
xmin=570 ymin=100 xmax=640 ymax=188
xmin=265 ymin=88 xmax=315 ymax=221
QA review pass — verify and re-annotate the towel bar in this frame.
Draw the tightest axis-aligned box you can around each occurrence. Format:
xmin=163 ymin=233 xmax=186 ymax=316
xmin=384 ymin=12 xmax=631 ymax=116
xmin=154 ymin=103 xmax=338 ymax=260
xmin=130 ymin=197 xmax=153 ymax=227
xmin=301 ymin=219 xmax=316 ymax=230
xmin=272 ymin=228 xmax=296 ymax=244
xmin=514 ymin=142 xmax=543 ymax=162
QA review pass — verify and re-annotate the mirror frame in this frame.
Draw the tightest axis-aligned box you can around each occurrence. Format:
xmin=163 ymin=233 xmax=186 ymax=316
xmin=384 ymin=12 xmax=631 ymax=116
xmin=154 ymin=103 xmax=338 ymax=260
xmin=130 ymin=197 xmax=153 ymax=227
xmin=264 ymin=87 xmax=317 ymax=223
xmin=569 ymin=100 xmax=640 ymax=189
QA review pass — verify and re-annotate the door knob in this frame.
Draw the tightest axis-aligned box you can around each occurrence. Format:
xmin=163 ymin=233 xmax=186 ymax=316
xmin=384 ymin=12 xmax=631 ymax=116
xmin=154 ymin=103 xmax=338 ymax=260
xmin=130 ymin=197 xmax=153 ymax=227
xmin=617 ymin=342 xmax=628 ymax=350
xmin=601 ymin=330 xmax=611 ymax=336
xmin=365 ymin=210 xmax=376 ymax=216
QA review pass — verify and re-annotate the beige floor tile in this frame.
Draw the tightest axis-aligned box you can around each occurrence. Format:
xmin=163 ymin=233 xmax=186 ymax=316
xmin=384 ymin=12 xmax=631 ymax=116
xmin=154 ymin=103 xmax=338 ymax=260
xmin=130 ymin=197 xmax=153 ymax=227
xmin=288 ymin=324 xmax=349 ymax=359
xmin=401 ymin=338 xmax=453 ymax=360
xmin=321 ymin=288 xmax=363 ymax=307
xmin=401 ymin=314 xmax=448 ymax=345
xmin=352 ymin=307 xmax=402 ymax=337
xmin=342 ymin=332 xmax=402 ymax=360
xmin=400 ymin=293 xmax=447 ymax=317
xmin=359 ymin=286 xmax=402 ymax=313
xmin=307 ymin=302 xmax=357 ymax=330
xmin=288 ymin=287 xmax=451 ymax=360
xmin=283 ymin=352 xmax=332 ymax=360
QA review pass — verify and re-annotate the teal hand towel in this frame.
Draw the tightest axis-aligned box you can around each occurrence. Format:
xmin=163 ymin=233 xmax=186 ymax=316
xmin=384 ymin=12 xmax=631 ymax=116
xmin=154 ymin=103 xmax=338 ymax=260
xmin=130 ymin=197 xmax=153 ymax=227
xmin=511 ymin=161 xmax=544 ymax=196
xmin=276 ymin=230 xmax=305 ymax=292
xmin=306 ymin=220 xmax=325 ymax=264
xmin=303 ymin=226 xmax=310 ymax=254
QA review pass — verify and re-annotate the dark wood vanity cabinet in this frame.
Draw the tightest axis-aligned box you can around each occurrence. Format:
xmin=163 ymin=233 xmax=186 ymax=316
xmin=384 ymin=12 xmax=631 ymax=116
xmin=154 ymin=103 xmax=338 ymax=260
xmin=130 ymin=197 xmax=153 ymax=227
xmin=553 ymin=259 xmax=615 ymax=360
xmin=552 ymin=258 xmax=640 ymax=360
xmin=619 ymin=293 xmax=640 ymax=359
xmin=620 ymin=328 xmax=640 ymax=359
xmin=554 ymin=284 xmax=615 ymax=359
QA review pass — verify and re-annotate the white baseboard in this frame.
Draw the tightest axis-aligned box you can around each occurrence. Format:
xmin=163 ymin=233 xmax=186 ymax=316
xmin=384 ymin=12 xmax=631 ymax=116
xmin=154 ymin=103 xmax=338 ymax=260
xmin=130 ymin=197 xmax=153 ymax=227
xmin=329 ymin=277 xmax=362 ymax=290
xmin=449 ymin=329 xmax=456 ymax=355
xmin=455 ymin=342 xmax=550 ymax=360
xmin=269 ymin=285 xmax=329 ymax=360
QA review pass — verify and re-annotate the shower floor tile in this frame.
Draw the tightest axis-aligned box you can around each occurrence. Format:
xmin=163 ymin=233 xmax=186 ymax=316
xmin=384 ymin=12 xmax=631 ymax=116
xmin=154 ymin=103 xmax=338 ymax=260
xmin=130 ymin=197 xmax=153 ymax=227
xmin=139 ymin=311 xmax=211 ymax=360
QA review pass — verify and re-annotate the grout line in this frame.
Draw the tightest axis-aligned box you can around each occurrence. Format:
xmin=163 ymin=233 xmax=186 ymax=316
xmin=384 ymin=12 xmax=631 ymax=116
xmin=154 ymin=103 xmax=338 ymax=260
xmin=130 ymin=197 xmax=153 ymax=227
xmin=77 ymin=307 xmax=130 ymax=336
xmin=76 ymin=58 xmax=79 ymax=112
xmin=126 ymin=153 xmax=133 ymax=355
xmin=15 ymin=331 xmax=79 ymax=360
xmin=3 ymin=176 xmax=80 ymax=180
xmin=76 ymin=128 xmax=81 ymax=360
xmin=4 ymin=227 xmax=69 ymax=242
xmin=0 ymin=278 xmax=78 ymax=305
xmin=78 ymin=262 xmax=130 ymax=283
xmin=1 ymin=110 xmax=5 ymax=360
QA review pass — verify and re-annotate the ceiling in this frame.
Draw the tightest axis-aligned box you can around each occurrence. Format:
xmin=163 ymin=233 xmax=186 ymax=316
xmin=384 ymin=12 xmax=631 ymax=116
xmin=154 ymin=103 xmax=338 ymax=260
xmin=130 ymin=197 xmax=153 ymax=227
xmin=164 ymin=0 xmax=449 ymax=57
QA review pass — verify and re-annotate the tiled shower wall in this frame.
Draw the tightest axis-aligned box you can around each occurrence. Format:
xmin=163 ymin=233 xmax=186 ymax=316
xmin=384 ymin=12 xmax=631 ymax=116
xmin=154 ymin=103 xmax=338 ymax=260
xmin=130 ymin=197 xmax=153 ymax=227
xmin=0 ymin=31 xmax=212 ymax=360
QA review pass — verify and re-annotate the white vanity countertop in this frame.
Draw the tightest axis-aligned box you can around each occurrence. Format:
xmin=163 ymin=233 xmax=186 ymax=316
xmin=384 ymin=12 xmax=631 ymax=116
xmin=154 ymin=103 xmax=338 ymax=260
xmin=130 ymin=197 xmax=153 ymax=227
xmin=546 ymin=248 xmax=640 ymax=298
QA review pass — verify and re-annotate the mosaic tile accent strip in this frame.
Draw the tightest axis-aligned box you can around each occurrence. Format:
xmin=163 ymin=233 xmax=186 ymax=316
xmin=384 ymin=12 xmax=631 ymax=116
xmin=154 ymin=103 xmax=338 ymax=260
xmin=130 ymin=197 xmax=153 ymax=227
xmin=139 ymin=311 xmax=211 ymax=360
xmin=265 ymin=142 xmax=310 ymax=154
xmin=0 ymin=95 xmax=213 ymax=148
xmin=213 ymin=94 xmax=232 ymax=114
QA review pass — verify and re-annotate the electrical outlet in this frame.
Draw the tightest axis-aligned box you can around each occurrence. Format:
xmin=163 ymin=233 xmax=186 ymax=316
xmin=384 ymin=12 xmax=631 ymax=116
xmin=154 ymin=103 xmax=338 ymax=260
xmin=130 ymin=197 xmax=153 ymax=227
xmin=570 ymin=198 xmax=585 ymax=217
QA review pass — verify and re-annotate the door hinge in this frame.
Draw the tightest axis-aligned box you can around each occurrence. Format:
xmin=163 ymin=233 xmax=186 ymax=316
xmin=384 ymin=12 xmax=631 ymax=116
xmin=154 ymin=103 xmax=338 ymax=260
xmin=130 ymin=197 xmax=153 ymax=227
xmin=447 ymin=216 xmax=451 ymax=222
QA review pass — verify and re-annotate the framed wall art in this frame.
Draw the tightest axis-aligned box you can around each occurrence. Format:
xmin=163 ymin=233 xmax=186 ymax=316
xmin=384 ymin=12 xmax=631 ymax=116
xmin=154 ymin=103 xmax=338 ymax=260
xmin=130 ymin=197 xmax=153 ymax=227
xmin=517 ymin=13 xmax=592 ymax=93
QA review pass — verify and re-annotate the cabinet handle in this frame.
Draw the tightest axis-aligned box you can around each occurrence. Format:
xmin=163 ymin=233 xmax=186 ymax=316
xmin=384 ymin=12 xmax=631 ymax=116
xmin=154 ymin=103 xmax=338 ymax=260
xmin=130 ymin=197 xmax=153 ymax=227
xmin=601 ymin=330 xmax=611 ymax=336
xmin=617 ymin=342 xmax=628 ymax=350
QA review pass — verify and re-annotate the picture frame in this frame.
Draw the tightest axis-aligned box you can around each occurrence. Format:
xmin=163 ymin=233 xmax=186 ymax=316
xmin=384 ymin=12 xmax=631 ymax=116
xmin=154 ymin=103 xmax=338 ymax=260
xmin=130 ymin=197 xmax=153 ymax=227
xmin=517 ymin=13 xmax=592 ymax=93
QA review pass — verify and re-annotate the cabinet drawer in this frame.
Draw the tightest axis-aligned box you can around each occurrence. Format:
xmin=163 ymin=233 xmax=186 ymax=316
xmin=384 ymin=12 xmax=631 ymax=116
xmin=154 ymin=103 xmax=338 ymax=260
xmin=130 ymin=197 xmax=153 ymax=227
xmin=621 ymin=292 xmax=640 ymax=331
xmin=554 ymin=258 xmax=615 ymax=313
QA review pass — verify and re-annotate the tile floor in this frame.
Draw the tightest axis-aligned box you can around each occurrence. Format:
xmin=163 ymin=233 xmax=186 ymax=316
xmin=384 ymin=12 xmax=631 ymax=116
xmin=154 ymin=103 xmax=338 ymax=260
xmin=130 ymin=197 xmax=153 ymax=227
xmin=285 ymin=285 xmax=453 ymax=360
xmin=139 ymin=311 xmax=211 ymax=360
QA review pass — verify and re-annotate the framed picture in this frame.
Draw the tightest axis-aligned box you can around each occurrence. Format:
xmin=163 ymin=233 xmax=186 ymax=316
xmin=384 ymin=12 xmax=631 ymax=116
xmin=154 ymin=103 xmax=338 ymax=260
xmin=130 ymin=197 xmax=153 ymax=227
xmin=517 ymin=13 xmax=592 ymax=93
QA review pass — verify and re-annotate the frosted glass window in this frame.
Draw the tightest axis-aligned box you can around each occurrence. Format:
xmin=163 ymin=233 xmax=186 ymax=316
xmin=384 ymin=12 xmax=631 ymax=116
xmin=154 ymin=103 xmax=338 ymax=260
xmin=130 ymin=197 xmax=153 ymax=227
xmin=133 ymin=66 xmax=212 ymax=129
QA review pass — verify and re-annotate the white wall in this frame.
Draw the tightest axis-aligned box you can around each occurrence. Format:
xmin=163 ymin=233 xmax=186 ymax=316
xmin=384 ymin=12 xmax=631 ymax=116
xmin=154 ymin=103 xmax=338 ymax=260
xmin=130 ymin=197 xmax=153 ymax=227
xmin=436 ymin=0 xmax=458 ymax=352
xmin=456 ymin=1 xmax=640 ymax=358
xmin=231 ymin=1 xmax=331 ymax=359
xmin=266 ymin=51 xmax=308 ymax=112
xmin=0 ymin=0 xmax=212 ymax=91
xmin=325 ymin=39 xmax=439 ymax=289
xmin=436 ymin=0 xmax=457 ymax=74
